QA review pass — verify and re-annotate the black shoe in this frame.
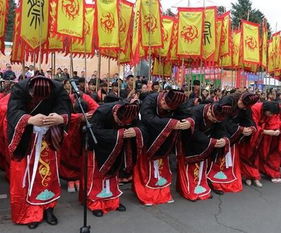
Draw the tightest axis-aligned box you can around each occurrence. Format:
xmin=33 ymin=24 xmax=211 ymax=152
xmin=27 ymin=222 xmax=39 ymax=229
xmin=117 ymin=203 xmax=126 ymax=212
xmin=44 ymin=208 xmax=58 ymax=225
xmin=92 ymin=210 xmax=103 ymax=217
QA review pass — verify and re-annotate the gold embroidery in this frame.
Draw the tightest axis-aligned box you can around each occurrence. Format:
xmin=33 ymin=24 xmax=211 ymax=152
xmin=38 ymin=141 xmax=52 ymax=187
xmin=220 ymin=157 xmax=226 ymax=171
xmin=193 ymin=163 xmax=200 ymax=183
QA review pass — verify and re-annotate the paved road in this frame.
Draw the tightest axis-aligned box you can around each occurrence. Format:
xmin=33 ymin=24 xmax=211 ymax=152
xmin=1 ymin=170 xmax=281 ymax=233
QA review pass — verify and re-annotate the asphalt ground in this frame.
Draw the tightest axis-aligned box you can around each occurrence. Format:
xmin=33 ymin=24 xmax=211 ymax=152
xmin=1 ymin=169 xmax=281 ymax=233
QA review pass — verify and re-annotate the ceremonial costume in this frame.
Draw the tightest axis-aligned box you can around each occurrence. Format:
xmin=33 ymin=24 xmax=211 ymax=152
xmin=239 ymin=102 xmax=280 ymax=183
xmin=207 ymin=93 xmax=258 ymax=193
xmin=83 ymin=102 xmax=144 ymax=217
xmin=7 ymin=77 xmax=71 ymax=228
xmin=133 ymin=91 xmax=195 ymax=205
xmin=178 ymin=103 xmax=230 ymax=201
xmin=59 ymin=93 xmax=99 ymax=186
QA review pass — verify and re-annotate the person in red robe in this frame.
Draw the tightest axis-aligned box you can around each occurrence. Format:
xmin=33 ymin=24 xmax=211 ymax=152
xmin=239 ymin=101 xmax=280 ymax=188
xmin=82 ymin=101 xmax=144 ymax=217
xmin=207 ymin=92 xmax=259 ymax=194
xmin=133 ymin=90 xmax=195 ymax=206
xmin=59 ymin=93 xmax=99 ymax=192
xmin=7 ymin=76 xmax=71 ymax=229
xmin=178 ymin=102 xmax=232 ymax=201
xmin=258 ymin=105 xmax=281 ymax=183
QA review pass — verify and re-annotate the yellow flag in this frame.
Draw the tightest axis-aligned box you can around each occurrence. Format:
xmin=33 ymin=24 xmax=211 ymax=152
xmin=203 ymin=7 xmax=216 ymax=60
xmin=56 ymin=0 xmax=84 ymax=38
xmin=220 ymin=11 xmax=231 ymax=56
xmin=70 ymin=7 xmax=95 ymax=54
xmin=48 ymin=0 xmax=63 ymax=51
xmin=261 ymin=23 xmax=268 ymax=69
xmin=119 ymin=0 xmax=133 ymax=52
xmin=158 ymin=16 xmax=174 ymax=57
xmin=232 ymin=31 xmax=241 ymax=68
xmin=152 ymin=58 xmax=162 ymax=76
xmin=141 ymin=0 xmax=163 ymax=48
xmin=272 ymin=32 xmax=281 ymax=72
xmin=242 ymin=20 xmax=260 ymax=65
xmin=119 ymin=42 xmax=131 ymax=64
xmin=168 ymin=20 xmax=178 ymax=61
xmin=177 ymin=8 xmax=204 ymax=58
xmin=0 ymin=0 xmax=8 ymax=51
xmin=96 ymin=0 xmax=119 ymax=49
xmin=163 ymin=62 xmax=172 ymax=77
xmin=11 ymin=10 xmax=24 ymax=63
xmin=214 ymin=17 xmax=223 ymax=63
xmin=131 ymin=0 xmax=141 ymax=65
xmin=20 ymin=0 xmax=49 ymax=50
xmin=267 ymin=40 xmax=274 ymax=73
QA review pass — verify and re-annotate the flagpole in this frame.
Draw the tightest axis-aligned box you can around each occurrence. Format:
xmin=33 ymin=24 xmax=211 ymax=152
xmin=96 ymin=52 xmax=101 ymax=92
xmin=38 ymin=0 xmax=43 ymax=71
xmin=148 ymin=0 xmax=152 ymax=82
xmin=117 ymin=63 xmax=121 ymax=97
xmin=107 ymin=58 xmax=110 ymax=93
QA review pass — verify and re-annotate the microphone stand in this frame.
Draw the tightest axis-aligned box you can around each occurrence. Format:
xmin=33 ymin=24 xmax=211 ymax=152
xmin=72 ymin=90 xmax=97 ymax=233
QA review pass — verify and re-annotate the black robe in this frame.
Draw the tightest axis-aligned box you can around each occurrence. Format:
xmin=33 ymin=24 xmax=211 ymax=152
xmin=140 ymin=93 xmax=195 ymax=159
xmin=89 ymin=102 xmax=145 ymax=177
xmin=219 ymin=94 xmax=256 ymax=145
xmin=180 ymin=104 xmax=229 ymax=162
xmin=7 ymin=79 xmax=72 ymax=160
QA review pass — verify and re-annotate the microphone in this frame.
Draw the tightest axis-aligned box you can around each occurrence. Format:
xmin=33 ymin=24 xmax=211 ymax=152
xmin=70 ymin=79 xmax=80 ymax=95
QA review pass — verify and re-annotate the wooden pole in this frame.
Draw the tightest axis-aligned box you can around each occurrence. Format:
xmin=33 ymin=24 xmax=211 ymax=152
xmin=38 ymin=0 xmax=43 ymax=71
xmin=107 ymin=58 xmax=110 ymax=93
xmin=117 ymin=63 xmax=121 ymax=97
xmin=96 ymin=53 xmax=101 ymax=92
xmin=148 ymin=0 xmax=152 ymax=81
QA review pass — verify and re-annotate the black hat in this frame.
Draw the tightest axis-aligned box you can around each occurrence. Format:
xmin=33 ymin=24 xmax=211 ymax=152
xmin=164 ymin=90 xmax=186 ymax=109
xmin=29 ymin=75 xmax=53 ymax=99
xmin=241 ymin=92 xmax=259 ymax=107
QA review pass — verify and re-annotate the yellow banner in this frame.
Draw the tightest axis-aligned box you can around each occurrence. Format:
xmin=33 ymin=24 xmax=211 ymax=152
xmin=131 ymin=0 xmax=141 ymax=65
xmin=214 ymin=18 xmax=223 ymax=63
xmin=232 ymin=31 xmax=241 ymax=68
xmin=261 ymin=25 xmax=268 ymax=69
xmin=168 ymin=20 xmax=178 ymax=61
xmin=119 ymin=0 xmax=133 ymax=52
xmin=158 ymin=17 xmax=174 ymax=57
xmin=11 ymin=10 xmax=24 ymax=62
xmin=272 ymin=33 xmax=281 ymax=71
xmin=242 ymin=20 xmax=260 ymax=65
xmin=71 ymin=7 xmax=95 ymax=54
xmin=163 ymin=62 xmax=172 ymax=77
xmin=141 ymin=0 xmax=163 ymax=48
xmin=119 ymin=43 xmax=131 ymax=64
xmin=97 ymin=0 xmax=119 ymax=49
xmin=48 ymin=0 xmax=63 ymax=51
xmin=0 ymin=0 xmax=7 ymax=39
xmin=268 ymin=40 xmax=274 ymax=73
xmin=203 ymin=7 xmax=216 ymax=60
xmin=220 ymin=12 xmax=230 ymax=56
xmin=57 ymin=0 xmax=84 ymax=38
xmin=152 ymin=58 xmax=163 ymax=76
xmin=220 ymin=54 xmax=232 ymax=68
xmin=20 ymin=0 xmax=49 ymax=49
xmin=177 ymin=8 xmax=204 ymax=58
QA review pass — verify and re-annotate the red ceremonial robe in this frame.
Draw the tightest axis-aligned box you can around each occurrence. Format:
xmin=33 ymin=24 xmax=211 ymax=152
xmin=59 ymin=94 xmax=99 ymax=181
xmin=239 ymin=103 xmax=275 ymax=180
xmin=80 ymin=103 xmax=144 ymax=214
xmin=258 ymin=114 xmax=281 ymax=178
xmin=7 ymin=79 xmax=71 ymax=224
xmin=133 ymin=93 xmax=195 ymax=205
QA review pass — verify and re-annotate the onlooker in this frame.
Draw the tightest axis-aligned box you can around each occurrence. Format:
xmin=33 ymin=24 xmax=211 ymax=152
xmin=3 ymin=64 xmax=16 ymax=80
